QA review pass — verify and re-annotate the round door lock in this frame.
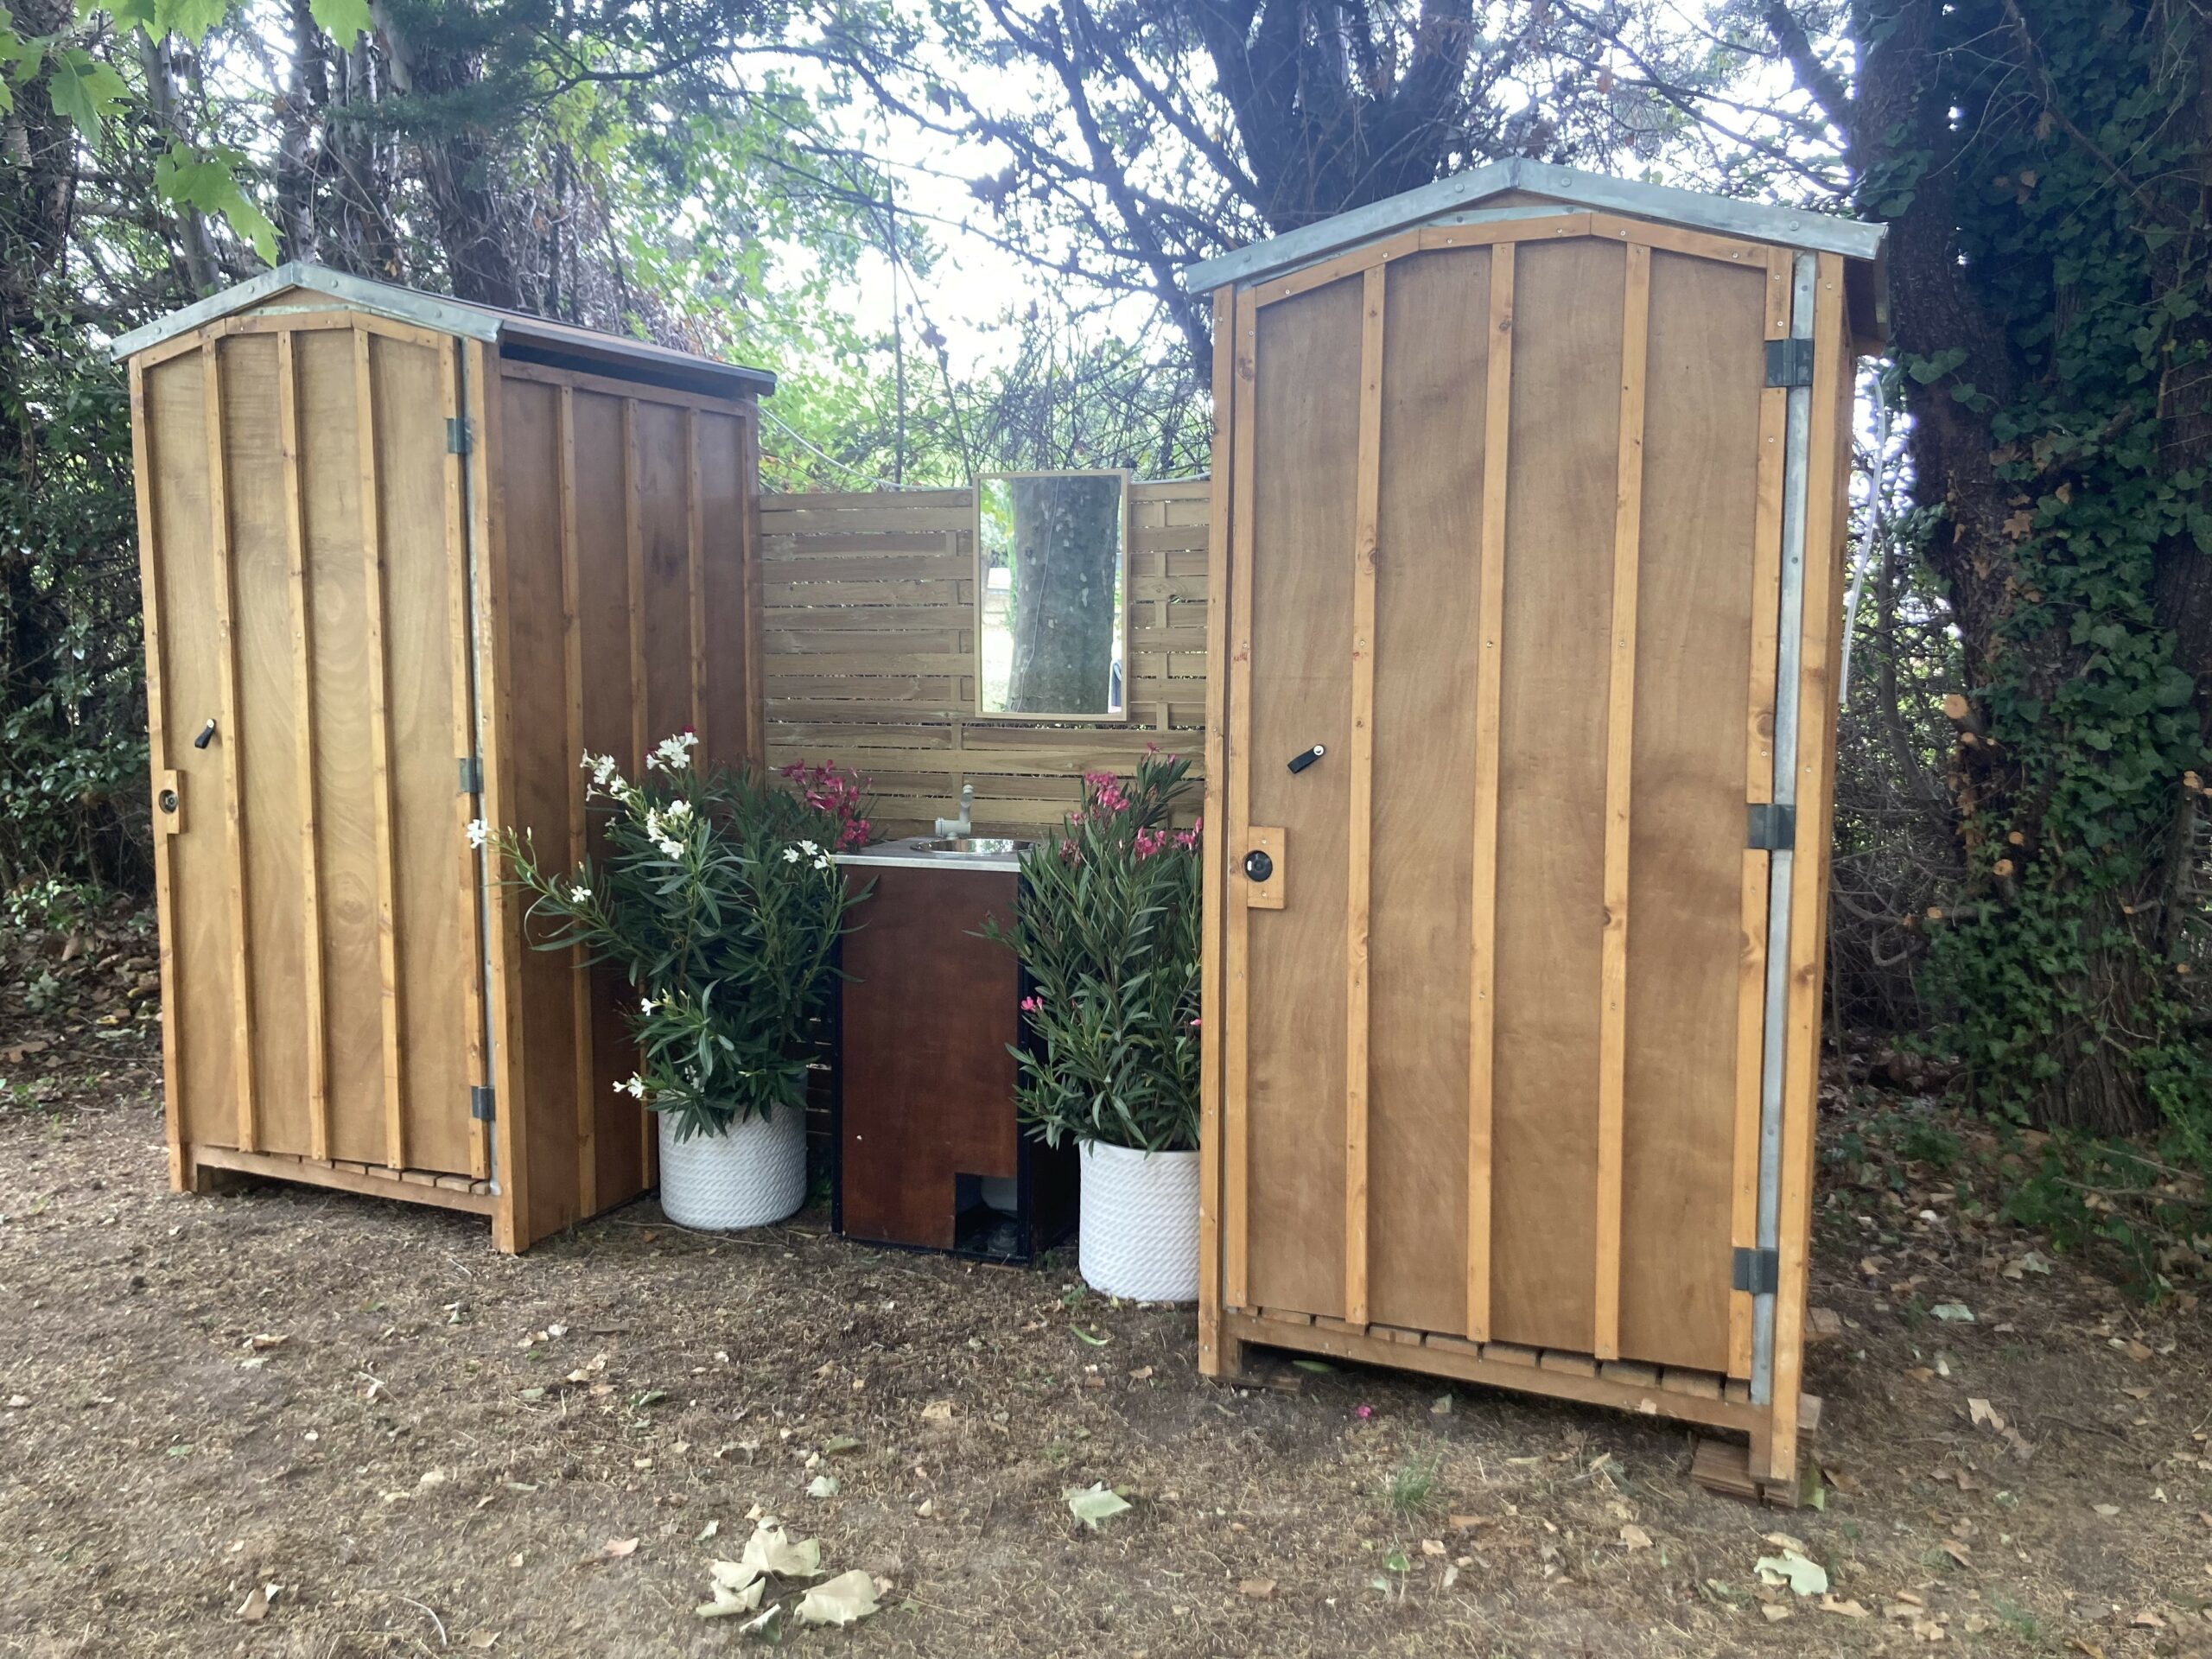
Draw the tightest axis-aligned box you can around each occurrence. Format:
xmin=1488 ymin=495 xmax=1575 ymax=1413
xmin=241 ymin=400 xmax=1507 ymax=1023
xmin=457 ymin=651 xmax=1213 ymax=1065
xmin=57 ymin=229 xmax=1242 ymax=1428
xmin=1243 ymin=849 xmax=1274 ymax=883
xmin=158 ymin=788 xmax=180 ymax=815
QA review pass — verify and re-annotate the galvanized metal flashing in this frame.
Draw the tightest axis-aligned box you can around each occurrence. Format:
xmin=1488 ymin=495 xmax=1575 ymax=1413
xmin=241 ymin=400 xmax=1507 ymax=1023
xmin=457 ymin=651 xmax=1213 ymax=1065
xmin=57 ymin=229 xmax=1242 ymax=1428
xmin=1178 ymin=158 xmax=1885 ymax=295
xmin=109 ymin=262 xmax=777 ymax=396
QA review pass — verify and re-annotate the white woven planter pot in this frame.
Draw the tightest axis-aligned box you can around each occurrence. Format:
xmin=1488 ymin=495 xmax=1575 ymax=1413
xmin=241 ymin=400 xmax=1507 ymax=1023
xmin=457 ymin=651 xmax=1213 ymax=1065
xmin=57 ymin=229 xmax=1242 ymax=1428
xmin=657 ymin=1106 xmax=806 ymax=1230
xmin=1078 ymin=1142 xmax=1199 ymax=1303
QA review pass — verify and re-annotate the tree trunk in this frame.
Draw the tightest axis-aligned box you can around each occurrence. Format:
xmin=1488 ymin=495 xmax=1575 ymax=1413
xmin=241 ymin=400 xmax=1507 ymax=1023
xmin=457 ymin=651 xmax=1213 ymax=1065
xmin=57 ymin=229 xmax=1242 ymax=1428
xmin=1005 ymin=474 xmax=1123 ymax=715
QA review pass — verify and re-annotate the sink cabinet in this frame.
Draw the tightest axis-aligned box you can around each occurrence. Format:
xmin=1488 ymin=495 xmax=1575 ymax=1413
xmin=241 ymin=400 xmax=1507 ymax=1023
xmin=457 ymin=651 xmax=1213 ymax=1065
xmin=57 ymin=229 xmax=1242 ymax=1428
xmin=836 ymin=859 xmax=1074 ymax=1260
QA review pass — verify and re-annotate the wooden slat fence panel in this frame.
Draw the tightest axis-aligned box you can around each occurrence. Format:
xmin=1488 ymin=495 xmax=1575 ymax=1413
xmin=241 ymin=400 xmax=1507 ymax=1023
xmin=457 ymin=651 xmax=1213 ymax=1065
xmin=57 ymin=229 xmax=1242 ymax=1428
xmin=760 ymin=480 xmax=1211 ymax=837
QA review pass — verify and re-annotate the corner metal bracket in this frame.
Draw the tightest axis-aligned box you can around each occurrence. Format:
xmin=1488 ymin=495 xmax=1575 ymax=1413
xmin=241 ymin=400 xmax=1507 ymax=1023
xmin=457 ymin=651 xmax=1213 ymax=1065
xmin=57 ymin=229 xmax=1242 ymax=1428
xmin=1746 ymin=802 xmax=1796 ymax=851
xmin=1764 ymin=337 xmax=1815 ymax=388
xmin=1732 ymin=1246 xmax=1781 ymax=1296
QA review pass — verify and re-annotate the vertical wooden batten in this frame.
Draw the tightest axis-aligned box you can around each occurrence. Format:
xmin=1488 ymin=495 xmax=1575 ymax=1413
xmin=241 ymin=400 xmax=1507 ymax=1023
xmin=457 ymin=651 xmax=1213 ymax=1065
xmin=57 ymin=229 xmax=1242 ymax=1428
xmin=439 ymin=341 xmax=491 ymax=1182
xmin=200 ymin=339 xmax=260 ymax=1156
xmin=1731 ymin=251 xmax=1795 ymax=1377
xmin=685 ymin=408 xmax=708 ymax=745
xmin=1592 ymin=243 xmax=1650 ymax=1361
xmin=129 ymin=360 xmax=187 ymax=1191
xmin=1466 ymin=244 xmax=1514 ymax=1344
xmin=738 ymin=410 xmax=766 ymax=766
xmin=274 ymin=330 xmax=331 ymax=1162
xmin=620 ymin=397 xmax=656 ymax=1185
xmin=556 ymin=385 xmax=597 ymax=1217
xmin=1223 ymin=289 xmax=1260 ymax=1313
xmin=1198 ymin=286 xmax=1237 ymax=1377
xmin=469 ymin=338 xmax=531 ymax=1249
xmin=1344 ymin=264 xmax=1386 ymax=1329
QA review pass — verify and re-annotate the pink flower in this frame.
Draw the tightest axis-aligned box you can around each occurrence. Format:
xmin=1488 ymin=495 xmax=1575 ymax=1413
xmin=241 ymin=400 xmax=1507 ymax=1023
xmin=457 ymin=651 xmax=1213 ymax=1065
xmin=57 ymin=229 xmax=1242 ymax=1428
xmin=1189 ymin=1017 xmax=1201 ymax=1028
xmin=1020 ymin=995 xmax=1043 ymax=1014
xmin=1353 ymin=1404 xmax=1374 ymax=1421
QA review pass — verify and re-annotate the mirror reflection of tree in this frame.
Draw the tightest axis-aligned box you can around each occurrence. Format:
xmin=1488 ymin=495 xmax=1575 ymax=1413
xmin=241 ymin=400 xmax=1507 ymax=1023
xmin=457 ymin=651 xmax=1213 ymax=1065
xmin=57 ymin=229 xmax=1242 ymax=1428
xmin=1004 ymin=474 xmax=1123 ymax=715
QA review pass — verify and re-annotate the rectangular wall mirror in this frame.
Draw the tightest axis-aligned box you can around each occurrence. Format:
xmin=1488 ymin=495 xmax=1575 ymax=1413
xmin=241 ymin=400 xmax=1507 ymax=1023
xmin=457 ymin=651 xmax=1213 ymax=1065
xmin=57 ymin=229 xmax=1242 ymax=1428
xmin=975 ymin=469 xmax=1130 ymax=721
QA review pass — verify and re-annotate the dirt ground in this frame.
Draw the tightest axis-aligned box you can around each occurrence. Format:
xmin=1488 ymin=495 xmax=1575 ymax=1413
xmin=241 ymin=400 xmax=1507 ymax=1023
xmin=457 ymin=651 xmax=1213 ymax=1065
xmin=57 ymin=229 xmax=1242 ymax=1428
xmin=2 ymin=921 xmax=2209 ymax=1656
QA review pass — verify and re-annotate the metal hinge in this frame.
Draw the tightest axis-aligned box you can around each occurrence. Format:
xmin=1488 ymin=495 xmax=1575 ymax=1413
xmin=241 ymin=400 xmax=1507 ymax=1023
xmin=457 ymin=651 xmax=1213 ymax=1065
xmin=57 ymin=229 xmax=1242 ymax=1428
xmin=1764 ymin=338 xmax=1815 ymax=388
xmin=1746 ymin=802 xmax=1796 ymax=851
xmin=458 ymin=755 xmax=483 ymax=797
xmin=1732 ymin=1246 xmax=1780 ymax=1295
xmin=470 ymin=1084 xmax=496 ymax=1124
xmin=447 ymin=416 xmax=474 ymax=454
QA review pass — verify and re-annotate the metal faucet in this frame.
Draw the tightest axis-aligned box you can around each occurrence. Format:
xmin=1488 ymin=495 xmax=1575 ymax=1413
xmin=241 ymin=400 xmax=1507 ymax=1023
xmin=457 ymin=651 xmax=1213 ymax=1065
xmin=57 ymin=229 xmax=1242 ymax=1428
xmin=933 ymin=781 xmax=974 ymax=840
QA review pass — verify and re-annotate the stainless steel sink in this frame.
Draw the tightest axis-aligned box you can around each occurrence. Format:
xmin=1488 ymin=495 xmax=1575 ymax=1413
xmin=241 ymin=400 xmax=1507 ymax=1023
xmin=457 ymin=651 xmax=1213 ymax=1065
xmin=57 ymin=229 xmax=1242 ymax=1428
xmin=913 ymin=836 xmax=1032 ymax=857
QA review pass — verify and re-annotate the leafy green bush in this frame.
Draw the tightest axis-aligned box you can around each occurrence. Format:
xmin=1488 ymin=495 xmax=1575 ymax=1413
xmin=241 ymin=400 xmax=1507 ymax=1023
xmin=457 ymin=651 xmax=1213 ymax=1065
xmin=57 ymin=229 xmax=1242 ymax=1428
xmin=988 ymin=753 xmax=1201 ymax=1154
xmin=487 ymin=734 xmax=870 ymax=1141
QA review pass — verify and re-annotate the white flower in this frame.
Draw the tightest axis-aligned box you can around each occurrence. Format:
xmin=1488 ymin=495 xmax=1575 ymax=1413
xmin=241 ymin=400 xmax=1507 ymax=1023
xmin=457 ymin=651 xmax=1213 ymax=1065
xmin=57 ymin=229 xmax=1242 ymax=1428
xmin=782 ymin=846 xmax=801 ymax=863
xmin=664 ymin=798 xmax=693 ymax=823
xmin=813 ymin=855 xmax=832 ymax=870
xmin=466 ymin=819 xmax=490 ymax=850
xmin=568 ymin=884 xmax=592 ymax=904
xmin=646 ymin=731 xmax=699 ymax=772
xmin=639 ymin=995 xmax=657 ymax=1015
xmin=655 ymin=838 xmax=683 ymax=860
xmin=614 ymin=1074 xmax=647 ymax=1100
xmin=581 ymin=753 xmax=625 ymax=796
xmin=798 ymin=839 xmax=820 ymax=856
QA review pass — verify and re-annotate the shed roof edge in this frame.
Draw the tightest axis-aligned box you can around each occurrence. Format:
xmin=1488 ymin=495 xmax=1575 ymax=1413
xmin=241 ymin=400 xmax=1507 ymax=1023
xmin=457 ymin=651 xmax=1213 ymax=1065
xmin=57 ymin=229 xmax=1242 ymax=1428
xmin=1178 ymin=159 xmax=1886 ymax=293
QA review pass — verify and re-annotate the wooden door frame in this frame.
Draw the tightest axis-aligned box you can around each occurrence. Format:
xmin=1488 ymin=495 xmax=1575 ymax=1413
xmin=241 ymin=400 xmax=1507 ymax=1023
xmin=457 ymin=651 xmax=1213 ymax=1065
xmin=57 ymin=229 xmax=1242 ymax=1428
xmin=1198 ymin=220 xmax=1846 ymax=1494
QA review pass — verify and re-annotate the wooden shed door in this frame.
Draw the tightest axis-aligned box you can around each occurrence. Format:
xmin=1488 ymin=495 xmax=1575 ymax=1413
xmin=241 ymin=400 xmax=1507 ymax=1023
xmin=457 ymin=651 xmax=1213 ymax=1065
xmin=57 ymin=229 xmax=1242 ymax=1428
xmin=1222 ymin=229 xmax=1792 ymax=1377
xmin=137 ymin=318 xmax=490 ymax=1183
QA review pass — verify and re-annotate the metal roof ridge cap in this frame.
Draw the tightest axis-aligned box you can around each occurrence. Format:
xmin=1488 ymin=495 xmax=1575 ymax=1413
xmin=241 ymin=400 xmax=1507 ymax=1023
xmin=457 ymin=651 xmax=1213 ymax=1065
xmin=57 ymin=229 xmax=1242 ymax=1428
xmin=107 ymin=261 xmax=505 ymax=359
xmin=1177 ymin=159 xmax=1522 ymax=294
xmin=1177 ymin=160 xmax=1886 ymax=294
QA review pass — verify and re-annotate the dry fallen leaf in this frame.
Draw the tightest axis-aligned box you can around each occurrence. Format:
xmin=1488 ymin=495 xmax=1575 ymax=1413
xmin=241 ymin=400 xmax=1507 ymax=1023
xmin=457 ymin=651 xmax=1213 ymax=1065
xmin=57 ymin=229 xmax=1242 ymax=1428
xmin=1760 ymin=1602 xmax=1792 ymax=1623
xmin=741 ymin=1522 xmax=823 ymax=1580
xmin=919 ymin=1400 xmax=955 ymax=1423
xmin=1821 ymin=1596 xmax=1872 ymax=1618
xmin=795 ymin=1569 xmax=880 ymax=1628
xmin=1238 ymin=1579 xmax=1275 ymax=1599
xmin=600 ymin=1536 xmax=639 ymax=1560
xmin=1620 ymin=1524 xmax=1652 ymax=1550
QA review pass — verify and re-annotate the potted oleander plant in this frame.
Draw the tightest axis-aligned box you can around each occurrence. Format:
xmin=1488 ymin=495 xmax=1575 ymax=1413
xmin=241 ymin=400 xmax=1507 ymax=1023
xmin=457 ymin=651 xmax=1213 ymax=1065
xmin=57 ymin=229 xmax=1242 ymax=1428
xmin=483 ymin=734 xmax=871 ymax=1229
xmin=988 ymin=753 xmax=1203 ymax=1301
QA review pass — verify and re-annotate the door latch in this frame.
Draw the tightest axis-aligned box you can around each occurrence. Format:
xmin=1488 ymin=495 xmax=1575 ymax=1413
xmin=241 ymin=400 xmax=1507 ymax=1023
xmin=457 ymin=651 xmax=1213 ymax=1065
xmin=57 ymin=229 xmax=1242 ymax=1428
xmin=1287 ymin=744 xmax=1325 ymax=774
xmin=193 ymin=718 xmax=217 ymax=750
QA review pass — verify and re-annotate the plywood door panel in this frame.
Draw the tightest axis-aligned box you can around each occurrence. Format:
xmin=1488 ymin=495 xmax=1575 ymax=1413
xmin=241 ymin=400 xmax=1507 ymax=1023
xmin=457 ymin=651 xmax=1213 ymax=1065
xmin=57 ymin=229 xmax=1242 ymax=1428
xmin=1366 ymin=249 xmax=1489 ymax=1333
xmin=296 ymin=328 xmax=387 ymax=1166
xmin=1242 ymin=277 xmax=1361 ymax=1319
xmin=570 ymin=389 xmax=646 ymax=1207
xmin=1487 ymin=237 xmax=1624 ymax=1352
xmin=217 ymin=334 xmax=313 ymax=1158
xmin=371 ymin=331 xmax=474 ymax=1176
xmin=1615 ymin=251 xmax=1768 ymax=1371
xmin=143 ymin=351 xmax=238 ymax=1156
xmin=495 ymin=372 xmax=586 ymax=1241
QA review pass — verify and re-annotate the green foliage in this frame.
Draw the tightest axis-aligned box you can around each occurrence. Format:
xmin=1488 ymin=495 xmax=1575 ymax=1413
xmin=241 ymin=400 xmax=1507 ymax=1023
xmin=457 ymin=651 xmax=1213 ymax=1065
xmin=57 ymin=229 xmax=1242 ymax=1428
xmin=152 ymin=143 xmax=276 ymax=264
xmin=1902 ymin=0 xmax=2212 ymax=1161
xmin=988 ymin=753 xmax=1202 ymax=1154
xmin=0 ymin=321 xmax=151 ymax=893
xmin=493 ymin=736 xmax=870 ymax=1141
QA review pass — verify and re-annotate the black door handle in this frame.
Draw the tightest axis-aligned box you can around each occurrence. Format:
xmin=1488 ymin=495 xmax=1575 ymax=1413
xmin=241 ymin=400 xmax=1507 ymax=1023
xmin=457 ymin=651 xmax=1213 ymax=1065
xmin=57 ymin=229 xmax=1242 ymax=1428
xmin=1287 ymin=744 xmax=1324 ymax=774
xmin=193 ymin=718 xmax=217 ymax=750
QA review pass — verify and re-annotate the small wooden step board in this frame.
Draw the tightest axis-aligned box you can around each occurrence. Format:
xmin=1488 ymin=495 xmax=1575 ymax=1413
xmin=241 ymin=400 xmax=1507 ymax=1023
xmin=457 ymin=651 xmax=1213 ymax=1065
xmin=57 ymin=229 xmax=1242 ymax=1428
xmin=190 ymin=1144 xmax=496 ymax=1217
xmin=1223 ymin=1306 xmax=1817 ymax=1498
xmin=1693 ymin=1395 xmax=1823 ymax=1508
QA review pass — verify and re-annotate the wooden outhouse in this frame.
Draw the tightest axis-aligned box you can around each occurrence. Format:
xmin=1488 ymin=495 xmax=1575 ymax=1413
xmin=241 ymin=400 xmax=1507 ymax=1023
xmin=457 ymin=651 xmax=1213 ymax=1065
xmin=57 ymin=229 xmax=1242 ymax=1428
xmin=1183 ymin=162 xmax=1885 ymax=1496
xmin=114 ymin=264 xmax=772 ymax=1251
